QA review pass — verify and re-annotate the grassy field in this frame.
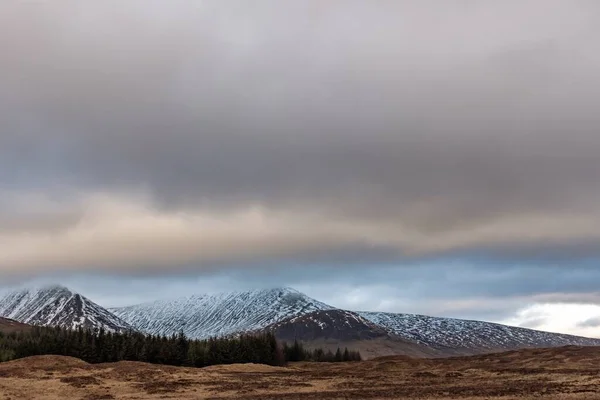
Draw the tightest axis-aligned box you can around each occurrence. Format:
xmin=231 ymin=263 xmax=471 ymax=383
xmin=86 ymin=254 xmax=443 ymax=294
xmin=1 ymin=346 xmax=600 ymax=399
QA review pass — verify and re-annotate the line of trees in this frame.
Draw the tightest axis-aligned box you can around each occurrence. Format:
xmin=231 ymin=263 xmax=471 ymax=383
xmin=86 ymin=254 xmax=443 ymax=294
xmin=0 ymin=326 xmax=360 ymax=367
xmin=282 ymin=339 xmax=361 ymax=362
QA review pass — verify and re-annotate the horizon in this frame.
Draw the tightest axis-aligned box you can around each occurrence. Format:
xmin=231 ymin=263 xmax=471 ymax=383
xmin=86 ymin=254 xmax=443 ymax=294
xmin=3 ymin=1 xmax=600 ymax=340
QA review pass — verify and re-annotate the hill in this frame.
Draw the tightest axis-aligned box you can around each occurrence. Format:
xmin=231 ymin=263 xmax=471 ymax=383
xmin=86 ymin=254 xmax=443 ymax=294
xmin=0 ymin=317 xmax=31 ymax=333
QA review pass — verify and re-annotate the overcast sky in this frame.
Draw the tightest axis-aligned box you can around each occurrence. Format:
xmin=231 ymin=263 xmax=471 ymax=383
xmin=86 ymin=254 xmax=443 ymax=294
xmin=2 ymin=0 xmax=600 ymax=337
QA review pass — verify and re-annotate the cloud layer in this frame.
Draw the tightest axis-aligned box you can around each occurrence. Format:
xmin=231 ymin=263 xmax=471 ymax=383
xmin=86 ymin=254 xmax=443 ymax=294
xmin=1 ymin=1 xmax=600 ymax=277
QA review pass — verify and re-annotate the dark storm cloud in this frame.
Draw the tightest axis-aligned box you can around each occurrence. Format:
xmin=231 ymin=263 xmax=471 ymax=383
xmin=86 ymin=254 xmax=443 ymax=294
xmin=1 ymin=1 xmax=600 ymax=274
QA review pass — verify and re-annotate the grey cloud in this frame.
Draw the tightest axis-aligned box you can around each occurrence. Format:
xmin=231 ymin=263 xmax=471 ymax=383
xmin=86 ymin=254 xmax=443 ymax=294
xmin=577 ymin=317 xmax=600 ymax=329
xmin=1 ymin=1 xmax=600 ymax=274
xmin=518 ymin=318 xmax=548 ymax=330
xmin=4 ymin=256 xmax=600 ymax=339
xmin=3 ymin=261 xmax=597 ymax=319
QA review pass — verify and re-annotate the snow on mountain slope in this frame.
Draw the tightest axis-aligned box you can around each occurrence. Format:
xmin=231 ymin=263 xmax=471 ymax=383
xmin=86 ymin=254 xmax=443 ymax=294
xmin=5 ymin=283 xmax=599 ymax=357
xmin=0 ymin=285 xmax=132 ymax=333
xmin=111 ymin=287 xmax=334 ymax=339
xmin=358 ymin=311 xmax=600 ymax=353
xmin=260 ymin=308 xmax=600 ymax=358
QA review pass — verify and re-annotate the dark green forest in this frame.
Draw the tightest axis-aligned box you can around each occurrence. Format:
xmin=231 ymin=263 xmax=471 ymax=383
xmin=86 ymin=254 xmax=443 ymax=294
xmin=282 ymin=339 xmax=361 ymax=363
xmin=0 ymin=326 xmax=360 ymax=367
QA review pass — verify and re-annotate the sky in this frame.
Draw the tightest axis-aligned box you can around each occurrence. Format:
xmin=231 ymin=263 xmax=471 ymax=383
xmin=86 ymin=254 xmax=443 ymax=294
xmin=2 ymin=0 xmax=600 ymax=337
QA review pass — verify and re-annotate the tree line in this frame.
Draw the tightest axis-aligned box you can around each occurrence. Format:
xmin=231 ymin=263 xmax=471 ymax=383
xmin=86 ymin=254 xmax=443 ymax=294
xmin=0 ymin=326 xmax=360 ymax=367
xmin=282 ymin=339 xmax=361 ymax=362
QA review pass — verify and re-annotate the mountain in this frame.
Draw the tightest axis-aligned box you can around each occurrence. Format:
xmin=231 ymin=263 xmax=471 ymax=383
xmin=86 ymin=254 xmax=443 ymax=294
xmin=254 ymin=308 xmax=600 ymax=359
xmin=357 ymin=311 xmax=600 ymax=354
xmin=4 ymin=285 xmax=600 ymax=360
xmin=111 ymin=287 xmax=334 ymax=339
xmin=0 ymin=285 xmax=132 ymax=333
xmin=258 ymin=309 xmax=443 ymax=359
xmin=112 ymin=286 xmax=600 ymax=357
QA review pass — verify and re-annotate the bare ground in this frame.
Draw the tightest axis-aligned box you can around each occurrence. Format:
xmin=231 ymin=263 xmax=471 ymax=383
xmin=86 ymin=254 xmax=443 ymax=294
xmin=2 ymin=346 xmax=600 ymax=399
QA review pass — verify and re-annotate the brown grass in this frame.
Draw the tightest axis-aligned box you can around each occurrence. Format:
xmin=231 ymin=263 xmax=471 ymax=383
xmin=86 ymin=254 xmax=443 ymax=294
xmin=0 ymin=317 xmax=32 ymax=334
xmin=2 ymin=346 xmax=600 ymax=399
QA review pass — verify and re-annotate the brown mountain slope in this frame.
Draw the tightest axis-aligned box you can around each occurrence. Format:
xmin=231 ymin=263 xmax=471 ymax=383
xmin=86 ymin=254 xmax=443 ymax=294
xmin=259 ymin=309 xmax=443 ymax=359
xmin=0 ymin=317 xmax=32 ymax=333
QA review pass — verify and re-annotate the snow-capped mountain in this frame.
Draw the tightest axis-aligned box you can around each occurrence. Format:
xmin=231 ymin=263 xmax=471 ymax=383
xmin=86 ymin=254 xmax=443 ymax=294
xmin=258 ymin=308 xmax=600 ymax=358
xmin=258 ymin=309 xmax=444 ymax=358
xmin=358 ymin=311 xmax=600 ymax=353
xmin=0 ymin=285 xmax=132 ymax=333
xmin=4 ymin=284 xmax=600 ymax=358
xmin=112 ymin=287 xmax=600 ymax=354
xmin=111 ymin=287 xmax=334 ymax=339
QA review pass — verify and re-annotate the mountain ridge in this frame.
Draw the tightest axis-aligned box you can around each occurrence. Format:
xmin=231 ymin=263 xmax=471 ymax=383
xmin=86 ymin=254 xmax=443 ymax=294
xmin=0 ymin=285 xmax=132 ymax=333
xmin=357 ymin=311 xmax=600 ymax=351
xmin=110 ymin=287 xmax=334 ymax=339
xmin=3 ymin=284 xmax=600 ymax=359
xmin=255 ymin=308 xmax=600 ymax=358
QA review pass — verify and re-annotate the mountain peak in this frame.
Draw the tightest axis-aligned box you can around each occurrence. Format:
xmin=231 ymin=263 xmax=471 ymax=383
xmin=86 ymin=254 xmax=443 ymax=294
xmin=265 ymin=286 xmax=301 ymax=293
xmin=245 ymin=287 xmax=306 ymax=299
xmin=35 ymin=284 xmax=74 ymax=295
xmin=0 ymin=285 xmax=131 ymax=333
xmin=42 ymin=283 xmax=71 ymax=291
xmin=112 ymin=287 xmax=334 ymax=339
xmin=217 ymin=287 xmax=302 ymax=297
xmin=8 ymin=284 xmax=75 ymax=299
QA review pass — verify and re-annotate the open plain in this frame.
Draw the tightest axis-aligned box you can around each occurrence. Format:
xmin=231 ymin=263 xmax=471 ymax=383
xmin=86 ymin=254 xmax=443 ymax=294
xmin=2 ymin=346 xmax=600 ymax=399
